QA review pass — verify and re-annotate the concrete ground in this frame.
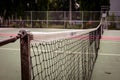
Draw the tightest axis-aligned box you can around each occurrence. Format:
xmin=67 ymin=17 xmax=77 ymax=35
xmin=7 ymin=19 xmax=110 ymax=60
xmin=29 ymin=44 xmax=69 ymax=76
xmin=91 ymin=30 xmax=120 ymax=80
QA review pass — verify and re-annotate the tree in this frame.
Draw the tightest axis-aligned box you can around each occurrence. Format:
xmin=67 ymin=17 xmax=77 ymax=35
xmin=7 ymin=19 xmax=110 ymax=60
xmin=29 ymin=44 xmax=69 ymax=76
xmin=0 ymin=0 xmax=110 ymax=19
xmin=108 ymin=13 xmax=116 ymax=29
xmin=100 ymin=0 xmax=110 ymax=6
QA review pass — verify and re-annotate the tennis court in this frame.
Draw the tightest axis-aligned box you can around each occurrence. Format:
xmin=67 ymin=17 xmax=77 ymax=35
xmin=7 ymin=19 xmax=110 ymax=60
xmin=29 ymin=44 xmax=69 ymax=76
xmin=0 ymin=25 xmax=102 ymax=80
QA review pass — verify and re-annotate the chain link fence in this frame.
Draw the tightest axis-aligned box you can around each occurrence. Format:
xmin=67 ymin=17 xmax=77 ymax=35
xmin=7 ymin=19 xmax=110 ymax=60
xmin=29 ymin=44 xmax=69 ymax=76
xmin=0 ymin=11 xmax=101 ymax=29
xmin=106 ymin=11 xmax=120 ymax=30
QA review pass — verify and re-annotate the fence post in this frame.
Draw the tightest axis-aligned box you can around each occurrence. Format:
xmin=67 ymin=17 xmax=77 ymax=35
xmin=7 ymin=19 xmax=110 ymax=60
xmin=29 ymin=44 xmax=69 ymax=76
xmin=64 ymin=11 xmax=67 ymax=29
xmin=30 ymin=11 xmax=33 ymax=28
xmin=47 ymin=11 xmax=48 ymax=28
xmin=82 ymin=11 xmax=84 ymax=29
xmin=19 ymin=30 xmax=33 ymax=80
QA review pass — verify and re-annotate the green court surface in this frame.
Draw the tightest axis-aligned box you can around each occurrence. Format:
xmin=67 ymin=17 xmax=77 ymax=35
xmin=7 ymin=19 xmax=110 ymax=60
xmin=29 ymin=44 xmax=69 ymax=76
xmin=92 ymin=30 xmax=120 ymax=80
xmin=0 ymin=40 xmax=21 ymax=80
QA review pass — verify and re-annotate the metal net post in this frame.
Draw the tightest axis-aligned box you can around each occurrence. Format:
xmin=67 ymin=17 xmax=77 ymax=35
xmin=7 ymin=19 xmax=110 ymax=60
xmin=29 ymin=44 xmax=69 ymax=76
xmin=19 ymin=30 xmax=33 ymax=80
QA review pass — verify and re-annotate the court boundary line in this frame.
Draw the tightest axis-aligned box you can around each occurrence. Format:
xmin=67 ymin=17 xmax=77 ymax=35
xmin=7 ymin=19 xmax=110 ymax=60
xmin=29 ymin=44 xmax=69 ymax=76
xmin=98 ymin=53 xmax=120 ymax=56
xmin=100 ymin=40 xmax=120 ymax=43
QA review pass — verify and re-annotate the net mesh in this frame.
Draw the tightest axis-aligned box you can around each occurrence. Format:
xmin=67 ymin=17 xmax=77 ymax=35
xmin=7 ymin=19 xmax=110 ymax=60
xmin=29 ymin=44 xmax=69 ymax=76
xmin=30 ymin=29 xmax=99 ymax=80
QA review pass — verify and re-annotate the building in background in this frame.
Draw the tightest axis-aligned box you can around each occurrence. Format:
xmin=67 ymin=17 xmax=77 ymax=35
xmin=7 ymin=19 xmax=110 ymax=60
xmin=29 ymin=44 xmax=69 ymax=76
xmin=109 ymin=0 xmax=120 ymax=29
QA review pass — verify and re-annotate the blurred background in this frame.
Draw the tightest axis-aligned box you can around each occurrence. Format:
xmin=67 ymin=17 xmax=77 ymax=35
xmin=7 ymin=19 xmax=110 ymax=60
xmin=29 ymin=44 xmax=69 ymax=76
xmin=0 ymin=0 xmax=120 ymax=30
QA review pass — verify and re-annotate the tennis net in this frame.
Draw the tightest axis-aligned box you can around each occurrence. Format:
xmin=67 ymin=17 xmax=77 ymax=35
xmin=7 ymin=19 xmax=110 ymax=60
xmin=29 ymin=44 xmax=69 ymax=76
xmin=18 ymin=23 xmax=103 ymax=80
xmin=0 ymin=23 xmax=103 ymax=80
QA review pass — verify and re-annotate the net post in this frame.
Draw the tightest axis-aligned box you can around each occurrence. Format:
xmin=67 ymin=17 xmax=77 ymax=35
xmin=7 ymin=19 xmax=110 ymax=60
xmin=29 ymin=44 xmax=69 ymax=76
xmin=19 ymin=30 xmax=33 ymax=80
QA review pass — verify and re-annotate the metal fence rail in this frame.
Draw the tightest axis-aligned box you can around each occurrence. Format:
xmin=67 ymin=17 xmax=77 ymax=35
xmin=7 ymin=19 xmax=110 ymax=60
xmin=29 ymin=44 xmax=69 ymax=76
xmin=0 ymin=11 xmax=101 ymax=29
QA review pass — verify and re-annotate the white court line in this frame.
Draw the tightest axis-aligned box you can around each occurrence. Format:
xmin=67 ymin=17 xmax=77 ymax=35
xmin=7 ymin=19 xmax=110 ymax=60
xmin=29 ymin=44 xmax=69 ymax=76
xmin=0 ymin=48 xmax=20 ymax=51
xmin=100 ymin=40 xmax=120 ymax=43
xmin=99 ymin=53 xmax=120 ymax=56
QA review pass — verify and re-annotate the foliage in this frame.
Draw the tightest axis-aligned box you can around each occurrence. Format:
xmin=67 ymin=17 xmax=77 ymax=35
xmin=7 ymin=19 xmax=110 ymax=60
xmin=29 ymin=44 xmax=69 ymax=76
xmin=108 ymin=13 xmax=118 ymax=30
xmin=0 ymin=0 xmax=110 ymax=19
